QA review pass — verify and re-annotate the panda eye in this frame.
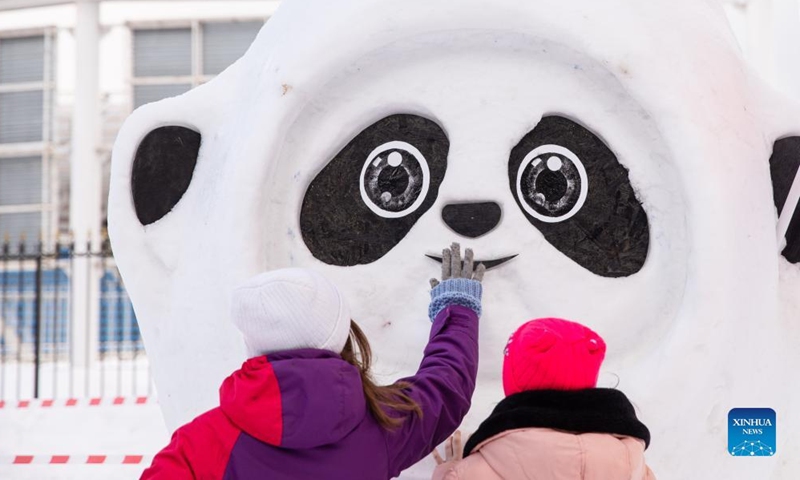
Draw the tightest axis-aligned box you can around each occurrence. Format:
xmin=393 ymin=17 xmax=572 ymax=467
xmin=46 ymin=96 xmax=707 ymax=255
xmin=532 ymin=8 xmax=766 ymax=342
xmin=515 ymin=145 xmax=588 ymax=223
xmin=361 ymin=141 xmax=430 ymax=218
xmin=301 ymin=114 xmax=449 ymax=267
xmin=508 ymin=116 xmax=649 ymax=278
xmin=769 ymin=136 xmax=800 ymax=264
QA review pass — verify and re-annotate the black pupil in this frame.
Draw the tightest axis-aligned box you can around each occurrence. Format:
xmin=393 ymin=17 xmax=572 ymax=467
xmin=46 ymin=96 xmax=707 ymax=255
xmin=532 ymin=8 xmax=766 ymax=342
xmin=378 ymin=166 xmax=409 ymax=196
xmin=535 ymin=168 xmax=568 ymax=202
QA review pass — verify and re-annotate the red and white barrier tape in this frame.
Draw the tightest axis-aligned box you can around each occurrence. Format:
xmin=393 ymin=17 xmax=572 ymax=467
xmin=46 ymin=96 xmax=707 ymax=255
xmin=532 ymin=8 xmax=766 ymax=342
xmin=0 ymin=396 xmax=153 ymax=409
xmin=2 ymin=455 xmax=153 ymax=465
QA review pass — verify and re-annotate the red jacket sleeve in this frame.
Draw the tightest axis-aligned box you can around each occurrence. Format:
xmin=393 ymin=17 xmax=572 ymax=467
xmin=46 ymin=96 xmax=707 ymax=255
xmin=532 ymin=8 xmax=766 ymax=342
xmin=141 ymin=408 xmax=241 ymax=480
xmin=141 ymin=424 xmax=197 ymax=480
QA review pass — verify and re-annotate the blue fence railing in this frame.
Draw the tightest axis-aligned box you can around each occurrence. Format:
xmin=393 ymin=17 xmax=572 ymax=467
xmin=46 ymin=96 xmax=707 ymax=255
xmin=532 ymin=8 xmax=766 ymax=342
xmin=0 ymin=268 xmax=142 ymax=356
xmin=99 ymin=270 xmax=141 ymax=352
xmin=0 ymin=239 xmax=147 ymax=400
xmin=0 ymin=269 xmax=69 ymax=355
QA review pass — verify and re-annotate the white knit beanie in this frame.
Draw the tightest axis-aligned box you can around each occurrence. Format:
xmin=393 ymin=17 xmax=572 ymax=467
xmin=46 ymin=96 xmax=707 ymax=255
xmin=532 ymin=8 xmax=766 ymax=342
xmin=231 ymin=268 xmax=351 ymax=357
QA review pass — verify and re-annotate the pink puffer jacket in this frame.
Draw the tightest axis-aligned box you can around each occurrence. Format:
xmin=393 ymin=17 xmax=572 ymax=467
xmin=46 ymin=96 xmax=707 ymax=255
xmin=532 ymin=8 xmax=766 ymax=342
xmin=433 ymin=427 xmax=656 ymax=480
xmin=434 ymin=389 xmax=655 ymax=480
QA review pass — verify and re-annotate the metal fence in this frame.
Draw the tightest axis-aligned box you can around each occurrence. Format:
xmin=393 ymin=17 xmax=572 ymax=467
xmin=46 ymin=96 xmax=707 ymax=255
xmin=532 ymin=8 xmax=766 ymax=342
xmin=0 ymin=238 xmax=151 ymax=402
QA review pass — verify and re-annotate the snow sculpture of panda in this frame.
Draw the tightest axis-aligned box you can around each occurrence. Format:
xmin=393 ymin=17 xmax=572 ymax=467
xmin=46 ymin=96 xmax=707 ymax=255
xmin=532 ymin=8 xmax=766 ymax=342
xmin=108 ymin=0 xmax=800 ymax=477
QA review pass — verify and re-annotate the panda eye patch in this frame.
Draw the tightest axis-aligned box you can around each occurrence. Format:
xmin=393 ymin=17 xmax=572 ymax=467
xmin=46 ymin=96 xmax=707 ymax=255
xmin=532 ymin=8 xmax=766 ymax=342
xmin=770 ymin=136 xmax=800 ymax=264
xmin=301 ymin=114 xmax=449 ymax=266
xmin=508 ymin=116 xmax=649 ymax=277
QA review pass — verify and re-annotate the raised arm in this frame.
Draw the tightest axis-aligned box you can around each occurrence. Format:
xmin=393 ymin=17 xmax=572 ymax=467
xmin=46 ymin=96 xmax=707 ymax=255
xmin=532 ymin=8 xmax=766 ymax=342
xmin=384 ymin=244 xmax=485 ymax=477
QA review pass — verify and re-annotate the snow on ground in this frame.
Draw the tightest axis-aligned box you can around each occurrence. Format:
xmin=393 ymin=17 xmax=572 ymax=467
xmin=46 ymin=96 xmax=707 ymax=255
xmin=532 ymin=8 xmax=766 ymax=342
xmin=0 ymin=358 xmax=167 ymax=479
xmin=0 ymin=400 xmax=168 ymax=479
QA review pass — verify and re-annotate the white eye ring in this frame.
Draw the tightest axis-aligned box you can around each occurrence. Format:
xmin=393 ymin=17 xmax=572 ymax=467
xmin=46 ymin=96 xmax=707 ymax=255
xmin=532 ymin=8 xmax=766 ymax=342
xmin=515 ymin=144 xmax=589 ymax=223
xmin=360 ymin=141 xmax=431 ymax=219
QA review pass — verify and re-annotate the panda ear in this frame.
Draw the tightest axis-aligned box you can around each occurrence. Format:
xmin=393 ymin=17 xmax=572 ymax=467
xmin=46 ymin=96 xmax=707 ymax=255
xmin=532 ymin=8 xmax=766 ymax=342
xmin=132 ymin=126 xmax=201 ymax=226
xmin=770 ymin=137 xmax=800 ymax=264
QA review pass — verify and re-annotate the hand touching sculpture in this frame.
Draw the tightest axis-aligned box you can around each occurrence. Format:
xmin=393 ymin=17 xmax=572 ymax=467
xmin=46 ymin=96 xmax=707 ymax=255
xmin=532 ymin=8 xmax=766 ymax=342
xmin=430 ymin=243 xmax=486 ymax=288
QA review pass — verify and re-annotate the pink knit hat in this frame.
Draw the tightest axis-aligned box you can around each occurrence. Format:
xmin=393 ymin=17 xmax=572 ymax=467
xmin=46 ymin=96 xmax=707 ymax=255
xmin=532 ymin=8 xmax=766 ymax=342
xmin=502 ymin=318 xmax=606 ymax=396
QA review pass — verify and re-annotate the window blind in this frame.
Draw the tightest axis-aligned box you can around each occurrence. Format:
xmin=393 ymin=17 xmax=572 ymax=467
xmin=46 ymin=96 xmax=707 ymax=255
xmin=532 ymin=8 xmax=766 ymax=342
xmin=0 ymin=156 xmax=42 ymax=205
xmin=0 ymin=36 xmax=44 ymax=84
xmin=202 ymin=21 xmax=263 ymax=75
xmin=133 ymin=28 xmax=192 ymax=77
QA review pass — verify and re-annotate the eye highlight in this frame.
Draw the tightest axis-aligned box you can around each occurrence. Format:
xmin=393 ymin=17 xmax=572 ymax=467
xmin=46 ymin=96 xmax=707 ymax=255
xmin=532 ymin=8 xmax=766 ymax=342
xmin=361 ymin=141 xmax=430 ymax=218
xmin=516 ymin=144 xmax=588 ymax=223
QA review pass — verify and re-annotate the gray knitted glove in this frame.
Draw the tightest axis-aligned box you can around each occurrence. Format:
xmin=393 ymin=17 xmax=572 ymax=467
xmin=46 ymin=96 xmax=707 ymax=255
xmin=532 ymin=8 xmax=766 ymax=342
xmin=430 ymin=242 xmax=486 ymax=288
xmin=429 ymin=243 xmax=486 ymax=321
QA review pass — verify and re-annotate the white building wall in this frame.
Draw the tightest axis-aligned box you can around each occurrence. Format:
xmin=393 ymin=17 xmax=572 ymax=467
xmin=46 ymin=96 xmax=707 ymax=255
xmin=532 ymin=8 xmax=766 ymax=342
xmin=0 ymin=2 xmax=278 ymax=110
xmin=0 ymin=1 xmax=274 ymax=370
xmin=0 ymin=1 xmax=274 ymax=240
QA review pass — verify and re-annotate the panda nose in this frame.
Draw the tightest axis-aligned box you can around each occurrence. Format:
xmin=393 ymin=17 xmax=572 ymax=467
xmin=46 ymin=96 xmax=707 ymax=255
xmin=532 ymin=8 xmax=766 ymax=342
xmin=442 ymin=202 xmax=502 ymax=238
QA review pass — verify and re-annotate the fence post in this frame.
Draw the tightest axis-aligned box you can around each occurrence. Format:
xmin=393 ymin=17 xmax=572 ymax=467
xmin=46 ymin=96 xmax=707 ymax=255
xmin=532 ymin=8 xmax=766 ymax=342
xmin=69 ymin=0 xmax=102 ymax=379
xmin=33 ymin=245 xmax=42 ymax=399
xmin=71 ymin=237 xmax=100 ymax=372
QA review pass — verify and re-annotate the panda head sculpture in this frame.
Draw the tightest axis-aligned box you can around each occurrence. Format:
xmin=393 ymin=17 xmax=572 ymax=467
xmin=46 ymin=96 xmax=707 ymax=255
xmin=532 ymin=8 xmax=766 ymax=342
xmin=108 ymin=0 xmax=800 ymax=477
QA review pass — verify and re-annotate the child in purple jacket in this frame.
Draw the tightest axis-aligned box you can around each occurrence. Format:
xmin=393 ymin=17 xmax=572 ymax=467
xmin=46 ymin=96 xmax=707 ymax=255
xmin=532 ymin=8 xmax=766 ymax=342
xmin=142 ymin=243 xmax=485 ymax=480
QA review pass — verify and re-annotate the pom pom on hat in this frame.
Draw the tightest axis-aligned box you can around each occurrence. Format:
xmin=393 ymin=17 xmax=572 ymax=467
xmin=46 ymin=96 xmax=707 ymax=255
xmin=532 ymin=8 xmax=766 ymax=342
xmin=502 ymin=318 xmax=606 ymax=396
xmin=231 ymin=268 xmax=351 ymax=358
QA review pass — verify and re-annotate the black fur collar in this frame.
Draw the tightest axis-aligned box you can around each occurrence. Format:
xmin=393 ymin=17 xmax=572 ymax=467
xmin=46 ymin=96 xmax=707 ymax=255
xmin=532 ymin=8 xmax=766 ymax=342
xmin=464 ymin=389 xmax=651 ymax=456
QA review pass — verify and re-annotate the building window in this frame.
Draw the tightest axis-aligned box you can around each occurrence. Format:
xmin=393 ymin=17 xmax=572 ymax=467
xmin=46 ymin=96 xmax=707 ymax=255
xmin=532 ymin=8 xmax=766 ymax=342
xmin=132 ymin=20 xmax=263 ymax=109
xmin=0 ymin=34 xmax=53 ymax=249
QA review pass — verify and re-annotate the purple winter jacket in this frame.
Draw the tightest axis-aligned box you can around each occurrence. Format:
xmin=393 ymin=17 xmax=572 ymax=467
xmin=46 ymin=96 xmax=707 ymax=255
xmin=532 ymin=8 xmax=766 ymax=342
xmin=141 ymin=304 xmax=479 ymax=480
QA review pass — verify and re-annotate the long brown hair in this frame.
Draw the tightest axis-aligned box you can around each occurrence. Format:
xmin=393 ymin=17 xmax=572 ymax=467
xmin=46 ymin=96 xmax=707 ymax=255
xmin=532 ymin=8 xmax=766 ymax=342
xmin=340 ymin=321 xmax=423 ymax=430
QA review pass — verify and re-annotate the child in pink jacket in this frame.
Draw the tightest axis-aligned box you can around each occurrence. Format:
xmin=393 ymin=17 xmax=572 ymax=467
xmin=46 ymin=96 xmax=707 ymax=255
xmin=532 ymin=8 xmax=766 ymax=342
xmin=433 ymin=318 xmax=656 ymax=480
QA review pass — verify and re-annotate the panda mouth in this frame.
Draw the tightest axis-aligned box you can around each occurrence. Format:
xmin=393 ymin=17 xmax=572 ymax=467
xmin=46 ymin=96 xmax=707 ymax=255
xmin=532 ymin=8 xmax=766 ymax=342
xmin=425 ymin=254 xmax=518 ymax=270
